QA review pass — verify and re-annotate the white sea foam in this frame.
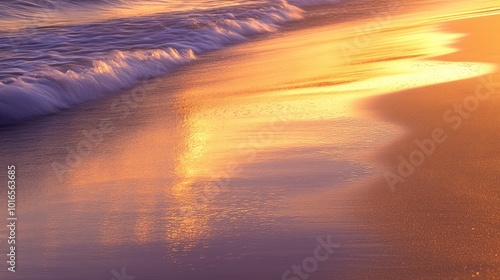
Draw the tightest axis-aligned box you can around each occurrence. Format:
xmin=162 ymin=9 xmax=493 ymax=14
xmin=0 ymin=0 xmax=338 ymax=125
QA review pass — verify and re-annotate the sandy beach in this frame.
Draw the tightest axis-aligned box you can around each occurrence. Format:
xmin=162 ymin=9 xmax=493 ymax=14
xmin=357 ymin=13 xmax=500 ymax=278
xmin=0 ymin=1 xmax=499 ymax=279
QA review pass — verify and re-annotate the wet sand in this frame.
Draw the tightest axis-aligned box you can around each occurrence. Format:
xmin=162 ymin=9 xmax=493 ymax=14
xmin=357 ymin=13 xmax=500 ymax=278
xmin=0 ymin=2 xmax=499 ymax=280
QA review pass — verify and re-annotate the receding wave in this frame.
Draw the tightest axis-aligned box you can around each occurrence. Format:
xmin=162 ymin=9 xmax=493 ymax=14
xmin=0 ymin=0 xmax=339 ymax=125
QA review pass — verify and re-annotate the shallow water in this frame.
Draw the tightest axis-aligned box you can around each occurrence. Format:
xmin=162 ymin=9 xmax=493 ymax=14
xmin=0 ymin=1 xmax=499 ymax=279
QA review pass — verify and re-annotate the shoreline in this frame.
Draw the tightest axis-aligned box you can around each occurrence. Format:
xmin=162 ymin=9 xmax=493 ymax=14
xmin=358 ymin=13 xmax=500 ymax=278
xmin=0 ymin=2 xmax=499 ymax=280
xmin=0 ymin=0 xmax=469 ymax=127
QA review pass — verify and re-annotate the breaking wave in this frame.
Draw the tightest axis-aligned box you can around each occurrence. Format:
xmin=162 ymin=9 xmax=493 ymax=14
xmin=0 ymin=0 xmax=339 ymax=125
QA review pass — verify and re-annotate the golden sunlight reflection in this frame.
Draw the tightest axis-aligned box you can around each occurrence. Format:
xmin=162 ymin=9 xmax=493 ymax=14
xmin=171 ymin=23 xmax=494 ymax=163
xmin=37 ymin=5 xmax=496 ymax=258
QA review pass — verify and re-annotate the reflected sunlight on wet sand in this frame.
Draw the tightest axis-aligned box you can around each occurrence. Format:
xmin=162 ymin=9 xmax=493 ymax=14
xmin=1 ymin=1 xmax=499 ymax=279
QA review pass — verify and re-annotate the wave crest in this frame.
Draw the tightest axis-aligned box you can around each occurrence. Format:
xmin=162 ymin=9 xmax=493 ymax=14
xmin=0 ymin=0 xmax=337 ymax=125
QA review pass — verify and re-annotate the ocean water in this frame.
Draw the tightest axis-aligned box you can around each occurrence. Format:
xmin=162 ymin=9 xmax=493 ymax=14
xmin=0 ymin=0 xmax=341 ymax=125
xmin=1 ymin=0 xmax=495 ymax=125
xmin=1 ymin=1 xmax=499 ymax=279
